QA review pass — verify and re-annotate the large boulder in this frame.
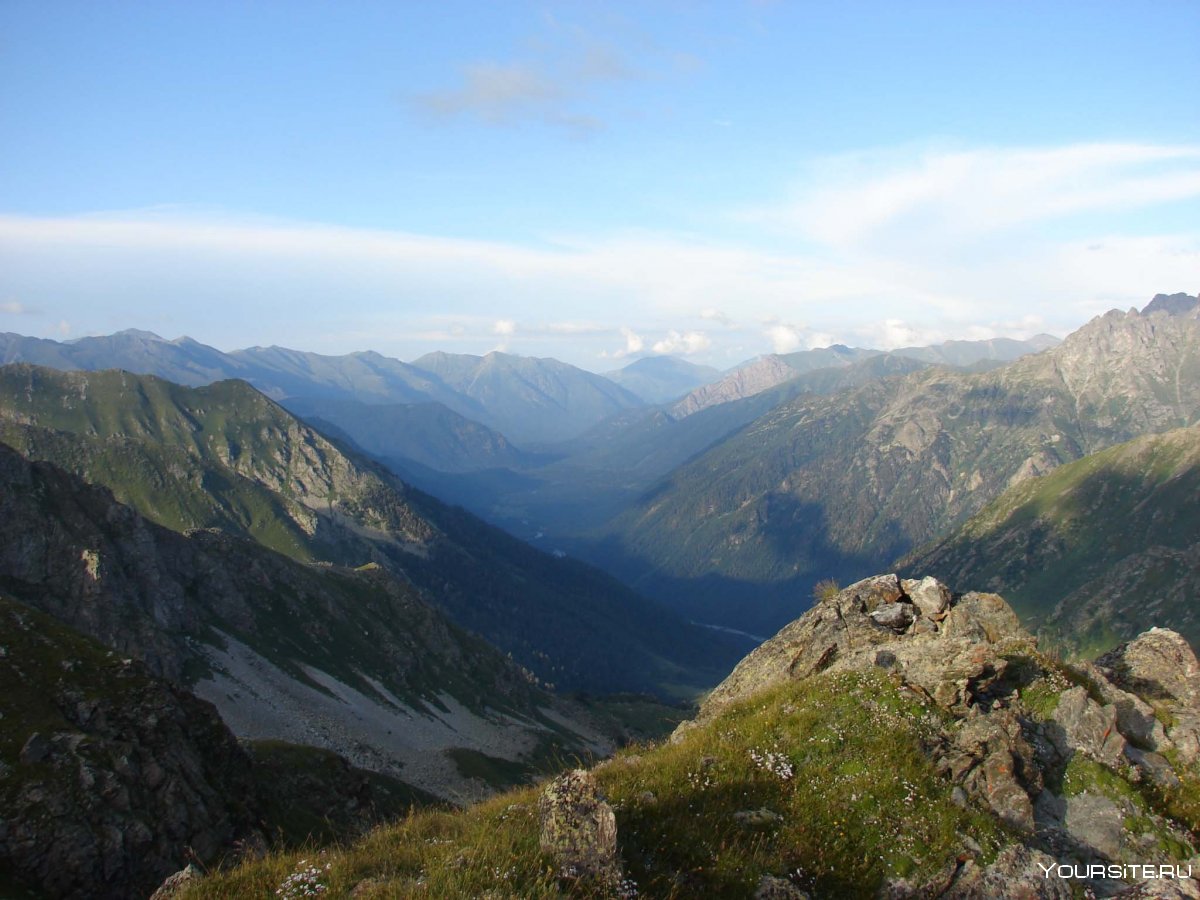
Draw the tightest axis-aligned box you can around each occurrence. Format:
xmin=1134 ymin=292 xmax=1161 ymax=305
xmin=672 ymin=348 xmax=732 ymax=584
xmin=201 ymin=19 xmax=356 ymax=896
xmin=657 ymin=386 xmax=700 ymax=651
xmin=1098 ymin=629 xmax=1200 ymax=763
xmin=537 ymin=769 xmax=622 ymax=888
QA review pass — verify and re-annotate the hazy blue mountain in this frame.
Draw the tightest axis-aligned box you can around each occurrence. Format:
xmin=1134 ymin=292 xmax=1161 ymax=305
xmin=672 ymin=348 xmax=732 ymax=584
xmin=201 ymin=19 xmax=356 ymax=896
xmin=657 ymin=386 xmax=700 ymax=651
xmin=889 ymin=334 xmax=1060 ymax=366
xmin=281 ymin=396 xmax=534 ymax=473
xmin=602 ymin=356 xmax=722 ymax=404
xmin=0 ymin=329 xmax=246 ymax=386
xmin=410 ymin=350 xmax=646 ymax=444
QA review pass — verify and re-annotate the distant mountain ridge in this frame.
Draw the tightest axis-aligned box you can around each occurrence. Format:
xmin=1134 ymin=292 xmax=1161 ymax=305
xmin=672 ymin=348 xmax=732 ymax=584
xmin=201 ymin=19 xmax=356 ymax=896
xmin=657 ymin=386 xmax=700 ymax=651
xmin=594 ymin=298 xmax=1199 ymax=633
xmin=670 ymin=336 xmax=1059 ymax=418
xmin=411 ymin=350 xmax=645 ymax=444
xmin=602 ymin=356 xmax=722 ymax=404
xmin=0 ymin=332 xmax=646 ymax=447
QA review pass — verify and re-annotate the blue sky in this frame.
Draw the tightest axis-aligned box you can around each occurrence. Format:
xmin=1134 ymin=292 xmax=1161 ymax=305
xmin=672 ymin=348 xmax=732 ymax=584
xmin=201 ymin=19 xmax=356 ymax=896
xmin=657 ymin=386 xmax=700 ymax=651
xmin=1 ymin=1 xmax=1198 ymax=370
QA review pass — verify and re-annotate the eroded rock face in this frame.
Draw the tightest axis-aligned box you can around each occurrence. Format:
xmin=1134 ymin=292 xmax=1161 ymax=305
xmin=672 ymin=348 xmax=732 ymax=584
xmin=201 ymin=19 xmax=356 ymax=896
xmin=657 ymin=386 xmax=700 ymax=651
xmin=537 ymin=769 xmax=622 ymax=889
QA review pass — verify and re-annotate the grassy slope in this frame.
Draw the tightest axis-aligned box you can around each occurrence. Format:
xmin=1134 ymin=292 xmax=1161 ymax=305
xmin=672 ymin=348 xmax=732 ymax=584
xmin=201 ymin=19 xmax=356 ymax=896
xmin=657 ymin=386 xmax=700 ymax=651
xmin=183 ymin=670 xmax=1009 ymax=899
xmin=902 ymin=425 xmax=1200 ymax=654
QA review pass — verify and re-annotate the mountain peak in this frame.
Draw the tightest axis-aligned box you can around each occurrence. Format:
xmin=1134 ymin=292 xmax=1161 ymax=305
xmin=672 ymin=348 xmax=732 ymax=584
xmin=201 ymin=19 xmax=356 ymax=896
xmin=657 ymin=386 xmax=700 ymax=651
xmin=1143 ymin=292 xmax=1199 ymax=317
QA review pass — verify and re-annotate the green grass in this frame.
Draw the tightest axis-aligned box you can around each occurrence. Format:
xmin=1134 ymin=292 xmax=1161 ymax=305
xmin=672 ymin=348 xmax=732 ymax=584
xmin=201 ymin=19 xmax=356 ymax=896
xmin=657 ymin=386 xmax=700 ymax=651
xmin=184 ymin=670 xmax=1009 ymax=899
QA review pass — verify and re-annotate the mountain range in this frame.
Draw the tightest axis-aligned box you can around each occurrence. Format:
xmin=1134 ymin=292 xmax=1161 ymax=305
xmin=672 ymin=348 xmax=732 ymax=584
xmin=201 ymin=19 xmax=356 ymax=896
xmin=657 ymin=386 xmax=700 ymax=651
xmin=581 ymin=298 xmax=1200 ymax=633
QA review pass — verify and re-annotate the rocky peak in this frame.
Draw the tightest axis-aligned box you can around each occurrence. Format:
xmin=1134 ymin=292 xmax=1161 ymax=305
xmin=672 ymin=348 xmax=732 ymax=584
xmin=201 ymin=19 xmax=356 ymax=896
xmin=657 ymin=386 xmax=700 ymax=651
xmin=675 ymin=575 xmax=1200 ymax=894
xmin=682 ymin=574 xmax=1036 ymax=731
xmin=1142 ymin=292 xmax=1199 ymax=317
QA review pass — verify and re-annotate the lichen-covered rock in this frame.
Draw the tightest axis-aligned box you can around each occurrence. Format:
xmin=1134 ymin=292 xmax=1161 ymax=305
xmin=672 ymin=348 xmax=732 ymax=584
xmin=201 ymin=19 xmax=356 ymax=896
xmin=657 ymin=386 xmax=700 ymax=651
xmin=148 ymin=864 xmax=201 ymax=900
xmin=939 ymin=710 xmax=1041 ymax=831
xmin=1048 ymin=686 xmax=1127 ymax=766
xmin=944 ymin=845 xmax=1072 ymax=899
xmin=903 ymin=576 xmax=951 ymax=620
xmin=676 ymin=575 xmax=1033 ymax=736
xmin=1098 ymin=629 xmax=1200 ymax=764
xmin=537 ymin=769 xmax=621 ymax=888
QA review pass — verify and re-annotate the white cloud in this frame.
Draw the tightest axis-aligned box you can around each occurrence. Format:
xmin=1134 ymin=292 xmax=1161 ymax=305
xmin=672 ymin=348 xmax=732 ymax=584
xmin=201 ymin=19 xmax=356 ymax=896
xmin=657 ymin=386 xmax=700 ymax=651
xmin=1 ymin=300 xmax=31 ymax=314
xmin=700 ymin=307 xmax=734 ymax=326
xmin=765 ymin=323 xmax=803 ymax=353
xmin=409 ymin=20 xmax=645 ymax=136
xmin=492 ymin=318 xmax=517 ymax=336
xmin=611 ymin=326 xmax=644 ymax=358
xmin=652 ymin=329 xmax=710 ymax=355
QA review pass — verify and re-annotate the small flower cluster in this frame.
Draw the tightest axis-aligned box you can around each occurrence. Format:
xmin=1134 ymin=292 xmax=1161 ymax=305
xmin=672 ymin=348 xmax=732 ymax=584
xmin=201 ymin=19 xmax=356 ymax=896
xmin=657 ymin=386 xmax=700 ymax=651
xmin=616 ymin=876 xmax=640 ymax=898
xmin=686 ymin=768 xmax=715 ymax=790
xmin=749 ymin=747 xmax=795 ymax=780
xmin=276 ymin=859 xmax=331 ymax=898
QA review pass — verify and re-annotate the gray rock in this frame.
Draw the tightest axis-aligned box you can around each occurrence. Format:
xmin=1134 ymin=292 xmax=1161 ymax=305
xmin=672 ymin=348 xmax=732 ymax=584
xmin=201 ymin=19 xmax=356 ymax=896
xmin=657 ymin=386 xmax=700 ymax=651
xmin=940 ymin=710 xmax=1039 ymax=831
xmin=1064 ymin=791 xmax=1126 ymax=860
xmin=944 ymin=845 xmax=1072 ymax=898
xmin=1111 ymin=877 xmax=1200 ymax=898
xmin=1126 ymin=746 xmax=1182 ymax=789
xmin=940 ymin=591 xmax=1024 ymax=643
xmin=18 ymin=732 xmax=50 ymax=765
xmin=902 ymin=576 xmax=951 ymax=620
xmin=148 ymin=863 xmax=201 ymax=899
xmin=733 ymin=808 xmax=784 ymax=826
xmin=537 ymin=769 xmax=621 ymax=887
xmin=870 ymin=602 xmax=915 ymax=632
xmin=1098 ymin=629 xmax=1200 ymax=705
xmin=1049 ymin=686 xmax=1127 ymax=766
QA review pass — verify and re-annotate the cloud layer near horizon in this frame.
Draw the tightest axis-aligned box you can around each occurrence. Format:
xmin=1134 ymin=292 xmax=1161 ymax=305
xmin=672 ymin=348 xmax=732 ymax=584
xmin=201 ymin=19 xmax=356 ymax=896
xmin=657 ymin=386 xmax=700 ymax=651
xmin=1 ymin=141 xmax=1197 ymax=369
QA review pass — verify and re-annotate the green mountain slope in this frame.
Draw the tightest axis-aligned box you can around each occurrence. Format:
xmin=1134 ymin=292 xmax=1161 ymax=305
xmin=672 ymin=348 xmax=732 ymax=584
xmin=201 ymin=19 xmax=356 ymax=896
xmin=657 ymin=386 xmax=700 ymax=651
xmin=0 ymin=364 xmax=740 ymax=695
xmin=0 ymin=441 xmax=601 ymax=796
xmin=902 ymin=424 xmax=1200 ymax=657
xmin=595 ymin=302 xmax=1200 ymax=633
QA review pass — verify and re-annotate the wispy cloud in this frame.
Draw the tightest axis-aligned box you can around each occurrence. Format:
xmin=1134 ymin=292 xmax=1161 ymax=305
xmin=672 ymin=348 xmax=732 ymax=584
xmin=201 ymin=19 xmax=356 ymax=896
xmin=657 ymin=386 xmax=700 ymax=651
xmin=760 ymin=142 xmax=1200 ymax=248
xmin=1 ymin=299 xmax=36 ymax=315
xmin=410 ymin=20 xmax=643 ymax=135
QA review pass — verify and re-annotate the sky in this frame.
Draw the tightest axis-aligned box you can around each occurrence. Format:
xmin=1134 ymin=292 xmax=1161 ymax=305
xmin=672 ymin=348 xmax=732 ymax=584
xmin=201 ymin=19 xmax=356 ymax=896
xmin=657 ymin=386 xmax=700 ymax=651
xmin=1 ymin=1 xmax=1198 ymax=371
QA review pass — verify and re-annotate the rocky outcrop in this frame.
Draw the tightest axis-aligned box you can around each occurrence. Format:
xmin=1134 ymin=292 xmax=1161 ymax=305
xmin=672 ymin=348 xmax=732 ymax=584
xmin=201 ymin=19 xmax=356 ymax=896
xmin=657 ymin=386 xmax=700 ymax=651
xmin=679 ymin=575 xmax=1200 ymax=897
xmin=0 ymin=596 xmax=262 ymax=900
xmin=537 ymin=769 xmax=622 ymax=889
xmin=1098 ymin=629 xmax=1200 ymax=765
